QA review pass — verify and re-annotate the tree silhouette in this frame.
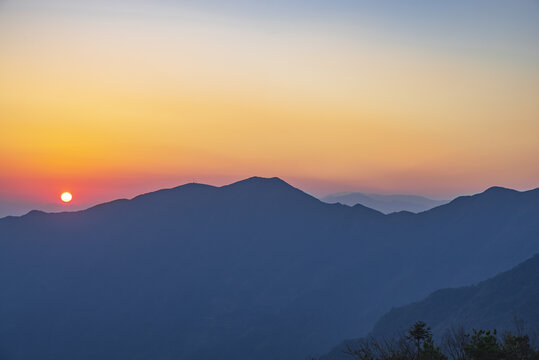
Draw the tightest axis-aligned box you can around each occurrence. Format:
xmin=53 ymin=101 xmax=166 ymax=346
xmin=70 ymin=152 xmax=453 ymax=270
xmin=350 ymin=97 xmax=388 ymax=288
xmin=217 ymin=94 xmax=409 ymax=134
xmin=464 ymin=329 xmax=503 ymax=360
xmin=407 ymin=321 xmax=432 ymax=356
xmin=339 ymin=322 xmax=539 ymax=360
xmin=502 ymin=332 xmax=539 ymax=360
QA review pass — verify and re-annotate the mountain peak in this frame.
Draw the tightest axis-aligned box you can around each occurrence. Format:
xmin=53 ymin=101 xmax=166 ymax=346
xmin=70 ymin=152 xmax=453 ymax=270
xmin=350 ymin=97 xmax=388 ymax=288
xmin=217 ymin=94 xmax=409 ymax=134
xmin=483 ymin=186 xmax=517 ymax=194
xmin=239 ymin=176 xmax=288 ymax=185
xmin=26 ymin=209 xmax=46 ymax=215
xmin=223 ymin=176 xmax=294 ymax=191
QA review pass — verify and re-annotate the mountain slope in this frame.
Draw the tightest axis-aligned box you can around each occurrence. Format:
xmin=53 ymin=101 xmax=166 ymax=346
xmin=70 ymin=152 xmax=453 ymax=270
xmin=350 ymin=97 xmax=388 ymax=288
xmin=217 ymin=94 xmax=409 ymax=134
xmin=371 ymin=253 xmax=539 ymax=338
xmin=0 ymin=178 xmax=538 ymax=360
xmin=321 ymin=192 xmax=449 ymax=213
xmin=321 ymin=254 xmax=539 ymax=360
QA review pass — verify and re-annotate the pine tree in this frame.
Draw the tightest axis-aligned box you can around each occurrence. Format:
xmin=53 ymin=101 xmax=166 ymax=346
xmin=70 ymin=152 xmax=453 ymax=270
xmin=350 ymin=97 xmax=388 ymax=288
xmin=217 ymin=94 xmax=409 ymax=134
xmin=407 ymin=321 xmax=432 ymax=356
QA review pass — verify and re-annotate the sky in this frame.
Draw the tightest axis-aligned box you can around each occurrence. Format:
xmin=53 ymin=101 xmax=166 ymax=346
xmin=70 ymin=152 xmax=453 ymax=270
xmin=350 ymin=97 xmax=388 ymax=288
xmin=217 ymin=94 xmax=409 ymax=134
xmin=1 ymin=0 xmax=538 ymax=216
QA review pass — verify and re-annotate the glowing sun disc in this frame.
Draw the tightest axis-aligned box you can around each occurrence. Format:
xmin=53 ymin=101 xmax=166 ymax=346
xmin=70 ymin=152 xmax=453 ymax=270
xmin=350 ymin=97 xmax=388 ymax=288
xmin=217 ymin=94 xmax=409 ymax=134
xmin=60 ymin=192 xmax=72 ymax=203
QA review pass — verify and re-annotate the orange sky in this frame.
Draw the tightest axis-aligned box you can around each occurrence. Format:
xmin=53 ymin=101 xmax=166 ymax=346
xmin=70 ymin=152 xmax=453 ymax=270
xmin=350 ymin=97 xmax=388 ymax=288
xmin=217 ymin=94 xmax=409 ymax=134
xmin=1 ymin=1 xmax=538 ymax=215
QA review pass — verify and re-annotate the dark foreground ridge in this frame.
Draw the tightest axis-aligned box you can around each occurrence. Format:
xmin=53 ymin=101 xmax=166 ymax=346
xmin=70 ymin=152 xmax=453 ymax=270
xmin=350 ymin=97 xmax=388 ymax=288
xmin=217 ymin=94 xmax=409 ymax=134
xmin=0 ymin=177 xmax=538 ymax=360
xmin=373 ymin=253 xmax=539 ymax=337
xmin=325 ymin=319 xmax=539 ymax=360
xmin=321 ymin=254 xmax=539 ymax=359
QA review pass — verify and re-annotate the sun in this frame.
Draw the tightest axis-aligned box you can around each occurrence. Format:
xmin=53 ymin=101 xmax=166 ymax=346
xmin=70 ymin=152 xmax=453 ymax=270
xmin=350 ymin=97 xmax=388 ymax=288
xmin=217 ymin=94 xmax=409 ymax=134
xmin=60 ymin=192 xmax=73 ymax=203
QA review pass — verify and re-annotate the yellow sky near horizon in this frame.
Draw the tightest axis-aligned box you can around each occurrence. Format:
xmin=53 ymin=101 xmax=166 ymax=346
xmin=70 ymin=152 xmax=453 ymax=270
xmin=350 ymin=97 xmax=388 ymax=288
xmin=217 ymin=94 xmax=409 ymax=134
xmin=1 ymin=1 xmax=538 ymax=208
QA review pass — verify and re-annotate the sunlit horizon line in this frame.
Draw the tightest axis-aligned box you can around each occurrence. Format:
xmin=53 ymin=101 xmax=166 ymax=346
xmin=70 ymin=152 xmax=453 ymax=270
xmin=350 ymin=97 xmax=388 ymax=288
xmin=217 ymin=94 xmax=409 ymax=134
xmin=2 ymin=175 xmax=538 ymax=217
xmin=2 ymin=173 xmax=538 ymax=202
xmin=3 ymin=177 xmax=538 ymax=221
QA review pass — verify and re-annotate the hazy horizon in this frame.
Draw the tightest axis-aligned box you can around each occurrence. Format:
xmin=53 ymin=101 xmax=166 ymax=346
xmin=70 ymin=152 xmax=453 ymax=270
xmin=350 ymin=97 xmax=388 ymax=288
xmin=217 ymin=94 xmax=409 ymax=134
xmin=2 ymin=175 xmax=537 ymax=218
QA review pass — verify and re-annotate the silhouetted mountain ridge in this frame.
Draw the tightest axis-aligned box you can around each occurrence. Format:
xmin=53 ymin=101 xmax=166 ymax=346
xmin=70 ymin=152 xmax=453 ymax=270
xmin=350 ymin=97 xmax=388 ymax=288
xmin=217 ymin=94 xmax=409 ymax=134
xmin=0 ymin=177 xmax=537 ymax=360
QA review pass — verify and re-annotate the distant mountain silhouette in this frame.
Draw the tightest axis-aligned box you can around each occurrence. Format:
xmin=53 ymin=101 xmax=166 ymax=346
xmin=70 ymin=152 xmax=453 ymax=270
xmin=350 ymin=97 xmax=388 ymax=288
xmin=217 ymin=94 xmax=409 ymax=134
xmin=0 ymin=177 xmax=538 ymax=360
xmin=321 ymin=192 xmax=449 ymax=214
xmin=0 ymin=200 xmax=86 ymax=218
xmin=320 ymin=254 xmax=539 ymax=360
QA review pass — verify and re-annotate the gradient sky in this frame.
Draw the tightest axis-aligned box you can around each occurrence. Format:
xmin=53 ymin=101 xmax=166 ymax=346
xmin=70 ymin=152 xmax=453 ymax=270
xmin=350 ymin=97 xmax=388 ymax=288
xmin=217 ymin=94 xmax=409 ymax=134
xmin=1 ymin=0 xmax=538 ymax=216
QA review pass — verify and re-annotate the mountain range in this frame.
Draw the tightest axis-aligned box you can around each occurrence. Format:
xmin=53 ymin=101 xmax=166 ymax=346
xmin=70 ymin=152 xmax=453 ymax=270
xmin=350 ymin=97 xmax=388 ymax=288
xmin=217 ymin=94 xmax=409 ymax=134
xmin=0 ymin=177 xmax=538 ymax=360
xmin=321 ymin=192 xmax=449 ymax=214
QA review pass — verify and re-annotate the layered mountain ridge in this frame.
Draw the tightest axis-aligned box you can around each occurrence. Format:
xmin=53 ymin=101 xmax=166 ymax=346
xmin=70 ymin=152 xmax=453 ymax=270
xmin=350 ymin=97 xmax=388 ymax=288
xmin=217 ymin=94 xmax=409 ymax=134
xmin=321 ymin=191 xmax=449 ymax=214
xmin=0 ymin=177 xmax=538 ymax=360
